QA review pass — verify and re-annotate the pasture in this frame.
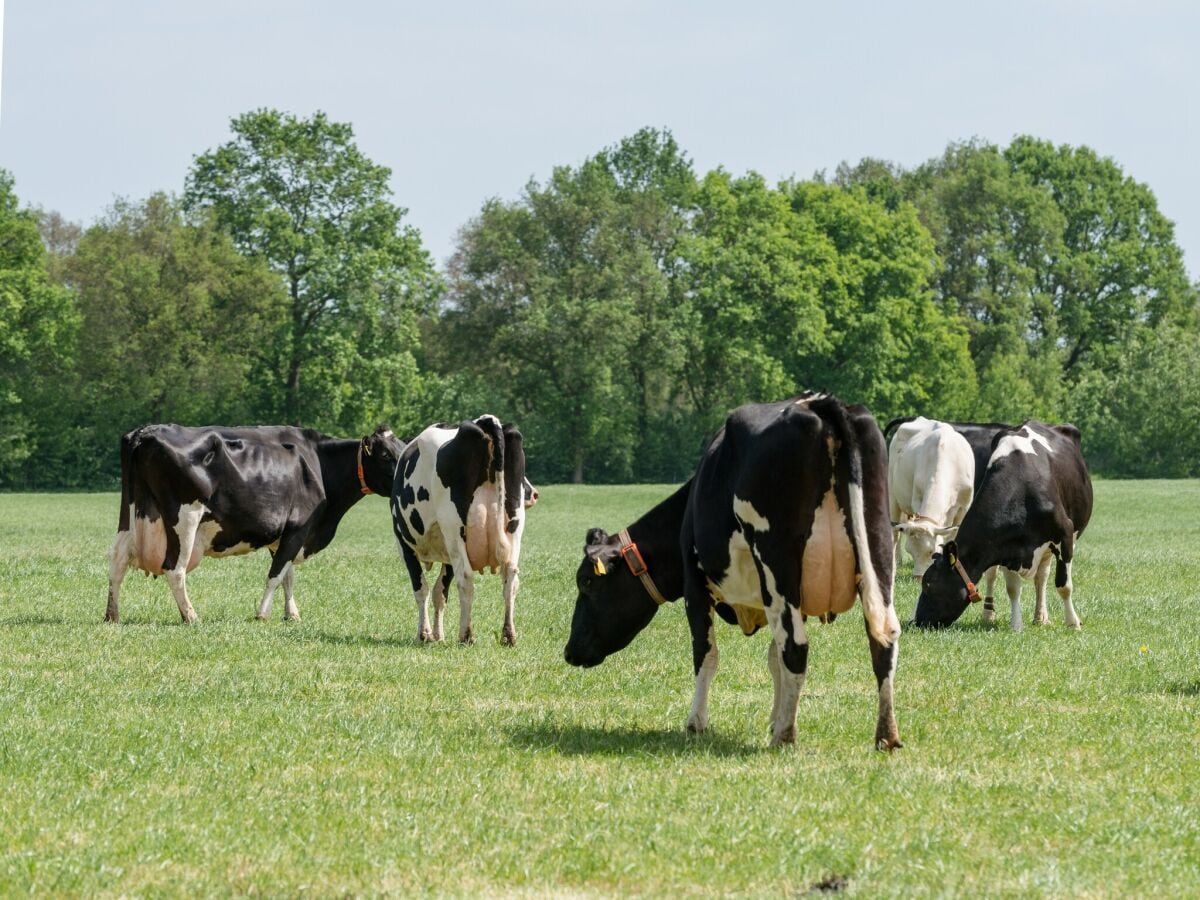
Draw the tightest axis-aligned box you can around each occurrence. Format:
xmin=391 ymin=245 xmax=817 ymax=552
xmin=1 ymin=482 xmax=1198 ymax=896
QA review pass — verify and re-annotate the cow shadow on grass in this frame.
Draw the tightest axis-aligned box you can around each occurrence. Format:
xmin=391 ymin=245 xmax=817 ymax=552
xmin=0 ymin=614 xmax=65 ymax=626
xmin=1160 ymin=680 xmax=1200 ymax=697
xmin=284 ymin=629 xmax=415 ymax=650
xmin=507 ymin=722 xmax=764 ymax=758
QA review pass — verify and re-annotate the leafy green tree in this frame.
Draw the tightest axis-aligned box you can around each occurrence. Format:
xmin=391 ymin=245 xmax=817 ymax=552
xmin=1003 ymin=137 xmax=1195 ymax=374
xmin=59 ymin=194 xmax=286 ymax=484
xmin=0 ymin=172 xmax=78 ymax=485
xmin=184 ymin=109 xmax=437 ymax=430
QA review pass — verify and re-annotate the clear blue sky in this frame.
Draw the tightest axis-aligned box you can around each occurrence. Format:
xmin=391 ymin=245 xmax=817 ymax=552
xmin=1 ymin=1 xmax=1196 ymax=276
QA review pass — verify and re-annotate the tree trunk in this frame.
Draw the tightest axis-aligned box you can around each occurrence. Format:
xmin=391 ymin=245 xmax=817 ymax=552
xmin=572 ymin=448 xmax=584 ymax=485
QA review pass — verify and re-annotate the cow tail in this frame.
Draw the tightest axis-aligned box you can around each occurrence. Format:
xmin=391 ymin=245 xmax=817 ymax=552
xmin=882 ymin=415 xmax=915 ymax=441
xmin=810 ymin=397 xmax=900 ymax=647
xmin=476 ymin=415 xmax=508 ymax=558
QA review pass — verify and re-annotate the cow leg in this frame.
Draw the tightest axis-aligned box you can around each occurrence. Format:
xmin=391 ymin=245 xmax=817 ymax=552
xmin=867 ymin=619 xmax=902 ymax=751
xmin=981 ymin=565 xmax=999 ymax=624
xmin=256 ymin=554 xmax=288 ymax=621
xmin=431 ymin=565 xmax=452 ymax=642
xmin=767 ymin=639 xmax=784 ymax=736
xmin=454 ymin=569 xmax=476 ymax=644
xmin=500 ymin=563 xmax=519 ymax=647
xmin=166 ymin=503 xmax=203 ymax=624
xmin=397 ymin=542 xmax=433 ymax=641
xmin=105 ymin=529 xmax=133 ymax=623
xmin=683 ymin=567 xmax=717 ymax=733
xmin=281 ymin=564 xmax=299 ymax=621
xmin=1033 ymin=552 xmax=1052 ymax=625
xmin=749 ymin=542 xmax=805 ymax=748
xmin=1004 ymin=568 xmax=1024 ymax=632
xmin=1057 ymin=556 xmax=1081 ymax=629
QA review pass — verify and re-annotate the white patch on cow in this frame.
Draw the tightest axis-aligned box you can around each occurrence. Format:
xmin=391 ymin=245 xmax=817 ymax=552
xmin=1059 ymin=538 xmax=1081 ymax=629
xmin=1033 ymin=550 xmax=1053 ymax=625
xmin=800 ymin=488 xmax=856 ymax=618
xmin=991 ymin=428 xmax=1053 ymax=462
xmin=732 ymin=495 xmax=770 ymax=533
xmin=847 ymin=481 xmax=901 ymax=647
xmin=686 ymin=623 xmax=719 ymax=733
xmin=166 ymin=500 xmax=205 ymax=624
xmin=1004 ymin=568 xmax=1024 ymax=632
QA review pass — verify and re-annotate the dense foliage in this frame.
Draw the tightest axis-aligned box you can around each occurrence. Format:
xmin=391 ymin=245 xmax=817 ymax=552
xmin=1 ymin=117 xmax=1196 ymax=487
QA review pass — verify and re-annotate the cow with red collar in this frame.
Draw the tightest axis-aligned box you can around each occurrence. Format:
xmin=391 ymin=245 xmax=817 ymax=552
xmin=106 ymin=424 xmax=403 ymax=624
xmin=564 ymin=394 xmax=902 ymax=750
xmin=914 ymin=421 xmax=1092 ymax=630
xmin=391 ymin=415 xmax=532 ymax=646
xmin=887 ymin=416 xmax=976 ymax=578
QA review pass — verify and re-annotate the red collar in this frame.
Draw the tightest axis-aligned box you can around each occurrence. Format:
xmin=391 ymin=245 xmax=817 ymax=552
xmin=617 ymin=529 xmax=668 ymax=605
xmin=356 ymin=440 xmax=373 ymax=495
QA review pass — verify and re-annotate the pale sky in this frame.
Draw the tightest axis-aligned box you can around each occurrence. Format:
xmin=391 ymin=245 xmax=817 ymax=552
xmin=1 ymin=1 xmax=1197 ymax=277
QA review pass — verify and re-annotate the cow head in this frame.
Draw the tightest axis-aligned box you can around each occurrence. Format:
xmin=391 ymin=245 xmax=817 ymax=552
xmin=523 ymin=476 xmax=540 ymax=509
xmin=563 ymin=528 xmax=660 ymax=668
xmin=893 ymin=519 xmax=959 ymax=578
xmin=359 ymin=425 xmax=406 ymax=494
xmin=913 ymin=540 xmax=972 ymax=628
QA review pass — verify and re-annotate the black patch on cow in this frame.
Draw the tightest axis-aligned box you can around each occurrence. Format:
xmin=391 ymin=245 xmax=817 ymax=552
xmin=714 ymin=602 xmax=739 ymax=626
xmin=398 ymin=481 xmax=416 ymax=508
xmin=435 ymin=422 xmax=491 ymax=527
xmin=398 ymin=541 xmax=423 ymax=591
xmin=224 ymin=438 xmax=244 ymax=451
xmin=403 ymin=447 xmax=420 ymax=480
xmin=782 ymin=637 xmax=809 ymax=674
xmin=394 ymin=506 xmax=415 ymax=545
xmin=502 ymin=424 xmax=526 ymax=523
xmin=746 ymin=538 xmax=773 ymax=608
xmin=417 ymin=485 xmax=430 ymax=502
xmin=459 ymin=526 xmax=466 ymax=541
xmin=506 ymin=519 xmax=519 ymax=534
xmin=409 ymin=509 xmax=425 ymax=535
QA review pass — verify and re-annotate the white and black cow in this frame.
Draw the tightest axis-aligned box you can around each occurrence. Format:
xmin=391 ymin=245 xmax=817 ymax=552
xmin=391 ymin=415 xmax=531 ymax=646
xmin=564 ymin=394 xmax=903 ymax=750
xmin=106 ymin=424 xmax=404 ymax=624
xmin=888 ymin=416 xmax=975 ymax=578
xmin=913 ymin=421 xmax=1092 ymax=630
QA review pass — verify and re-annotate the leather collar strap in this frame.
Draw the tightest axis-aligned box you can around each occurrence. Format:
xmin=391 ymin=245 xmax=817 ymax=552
xmin=617 ymin=529 xmax=668 ymax=606
xmin=952 ymin=557 xmax=982 ymax=603
xmin=356 ymin=440 xmax=373 ymax=495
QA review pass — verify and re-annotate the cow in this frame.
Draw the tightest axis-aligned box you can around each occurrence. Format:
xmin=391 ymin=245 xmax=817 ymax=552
xmin=885 ymin=416 xmax=1016 ymax=616
xmin=564 ymin=394 xmax=902 ymax=750
xmin=391 ymin=415 xmax=531 ymax=646
xmin=105 ymin=424 xmax=404 ymax=624
xmin=887 ymin=416 xmax=975 ymax=578
xmin=913 ymin=421 xmax=1092 ymax=631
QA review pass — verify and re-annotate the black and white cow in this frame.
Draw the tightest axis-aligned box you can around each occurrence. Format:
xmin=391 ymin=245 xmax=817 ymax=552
xmin=391 ymin=415 xmax=531 ymax=646
xmin=913 ymin=421 xmax=1092 ymax=630
xmin=564 ymin=394 xmax=903 ymax=750
xmin=106 ymin=424 xmax=403 ymax=624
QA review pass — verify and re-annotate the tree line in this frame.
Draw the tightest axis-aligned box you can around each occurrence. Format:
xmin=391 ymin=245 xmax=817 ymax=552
xmin=1 ymin=110 xmax=1197 ymax=488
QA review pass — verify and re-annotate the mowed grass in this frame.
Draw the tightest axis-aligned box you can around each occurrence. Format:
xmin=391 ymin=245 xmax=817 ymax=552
xmin=0 ymin=482 xmax=1198 ymax=897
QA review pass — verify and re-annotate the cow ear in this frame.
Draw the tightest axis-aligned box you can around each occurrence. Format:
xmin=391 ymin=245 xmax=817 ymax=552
xmin=934 ymin=525 xmax=959 ymax=539
xmin=585 ymin=528 xmax=608 ymax=547
xmin=892 ymin=522 xmax=908 ymax=534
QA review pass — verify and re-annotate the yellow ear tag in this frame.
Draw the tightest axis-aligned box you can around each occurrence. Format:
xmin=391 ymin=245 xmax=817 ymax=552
xmin=948 ymin=552 xmax=956 ymax=566
xmin=593 ymin=558 xmax=607 ymax=576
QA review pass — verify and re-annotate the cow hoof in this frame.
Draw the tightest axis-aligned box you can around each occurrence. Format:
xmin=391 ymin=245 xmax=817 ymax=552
xmin=1067 ymin=621 xmax=1083 ymax=631
xmin=459 ymin=630 xmax=475 ymax=645
xmin=501 ymin=627 xmax=517 ymax=647
xmin=182 ymin=615 xmax=199 ymax=625
xmin=254 ymin=613 xmax=269 ymax=622
xmin=769 ymin=725 xmax=795 ymax=747
xmin=686 ymin=714 xmax=708 ymax=734
xmin=875 ymin=736 xmax=904 ymax=752
xmin=285 ymin=614 xmax=300 ymax=623
xmin=419 ymin=630 xmax=434 ymax=643
xmin=104 ymin=613 xmax=119 ymax=624
xmin=1034 ymin=614 xmax=1050 ymax=626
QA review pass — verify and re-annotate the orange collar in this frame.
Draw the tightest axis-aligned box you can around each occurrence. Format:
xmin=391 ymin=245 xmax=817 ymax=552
xmin=617 ymin=528 xmax=668 ymax=605
xmin=952 ymin=556 xmax=982 ymax=603
xmin=356 ymin=440 xmax=373 ymax=495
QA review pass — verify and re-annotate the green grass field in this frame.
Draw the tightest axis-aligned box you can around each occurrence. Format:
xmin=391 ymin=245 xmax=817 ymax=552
xmin=1 ymin=482 xmax=1198 ymax=897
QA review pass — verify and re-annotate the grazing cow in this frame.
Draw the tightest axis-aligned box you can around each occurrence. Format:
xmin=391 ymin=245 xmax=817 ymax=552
xmin=914 ymin=421 xmax=1092 ymax=630
xmin=106 ymin=424 xmax=404 ymax=624
xmin=391 ymin=415 xmax=530 ymax=646
xmin=564 ymin=394 xmax=902 ymax=750
xmin=885 ymin=416 xmax=1016 ymax=613
xmin=887 ymin=417 xmax=975 ymax=578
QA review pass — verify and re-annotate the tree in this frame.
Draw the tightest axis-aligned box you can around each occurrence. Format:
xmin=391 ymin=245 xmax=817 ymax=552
xmin=0 ymin=171 xmax=78 ymax=485
xmin=59 ymin=194 xmax=286 ymax=485
xmin=184 ymin=109 xmax=437 ymax=430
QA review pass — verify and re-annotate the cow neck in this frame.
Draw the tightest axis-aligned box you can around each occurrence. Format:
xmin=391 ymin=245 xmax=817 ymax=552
xmin=320 ymin=438 xmax=372 ymax=520
xmin=621 ymin=480 xmax=692 ymax=604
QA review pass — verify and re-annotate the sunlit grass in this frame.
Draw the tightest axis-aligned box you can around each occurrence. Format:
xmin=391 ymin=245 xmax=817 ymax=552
xmin=1 ymin=482 xmax=1198 ymax=895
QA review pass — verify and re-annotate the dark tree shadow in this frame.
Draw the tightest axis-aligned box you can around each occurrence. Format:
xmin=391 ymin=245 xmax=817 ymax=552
xmin=1161 ymin=681 xmax=1200 ymax=697
xmin=507 ymin=722 xmax=765 ymax=758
